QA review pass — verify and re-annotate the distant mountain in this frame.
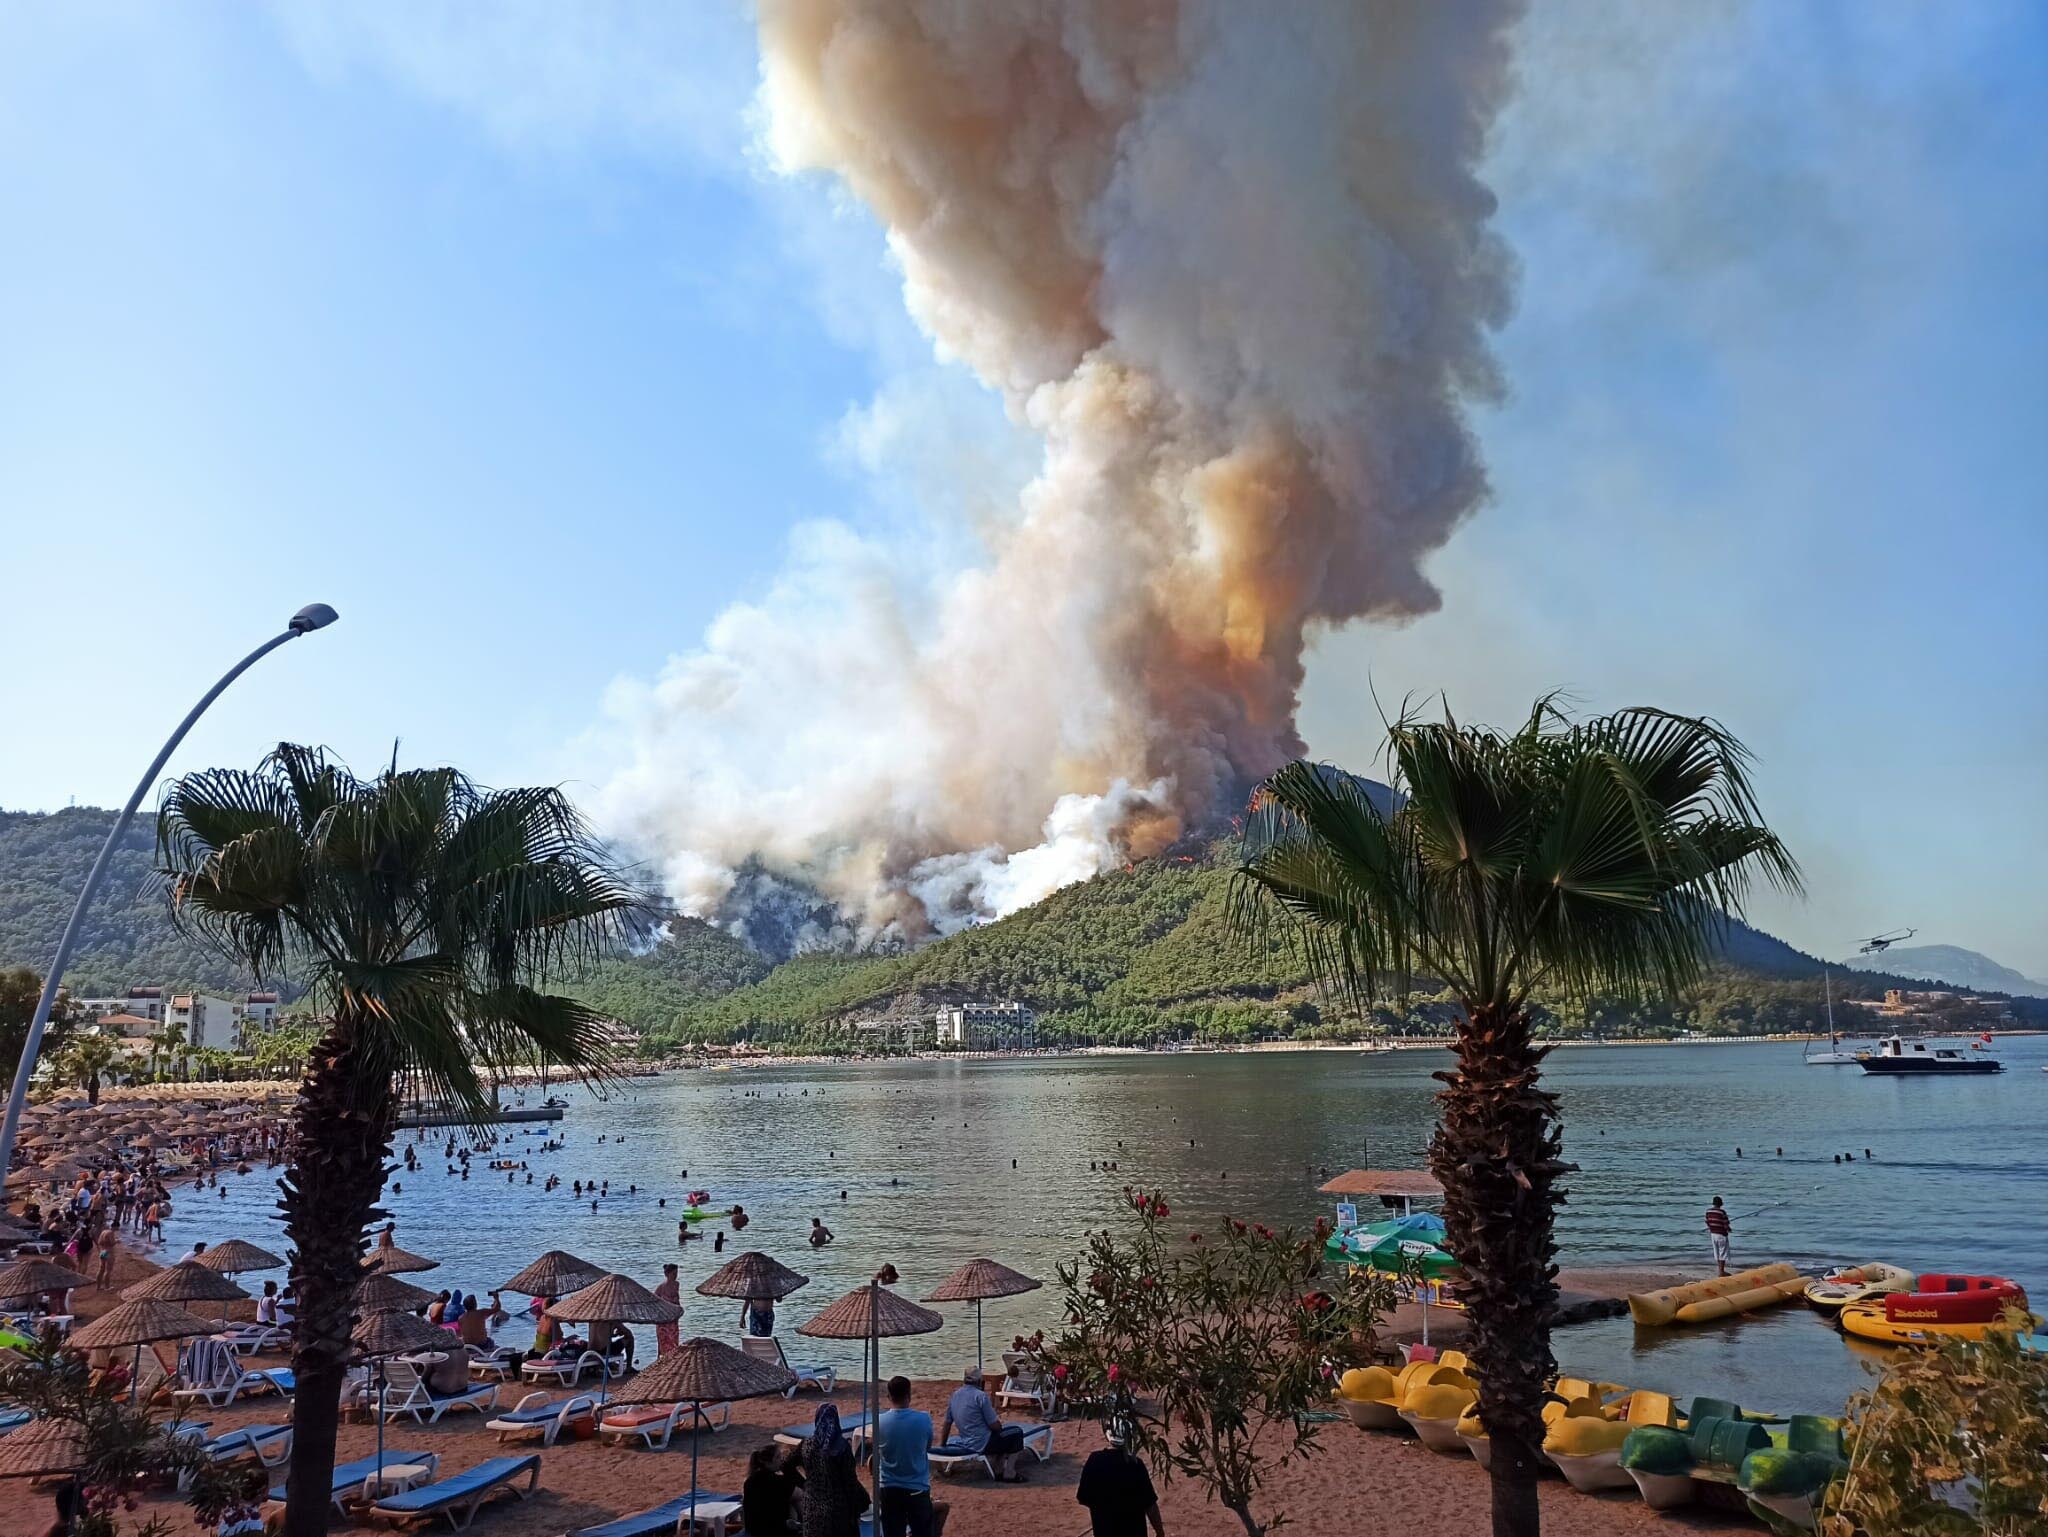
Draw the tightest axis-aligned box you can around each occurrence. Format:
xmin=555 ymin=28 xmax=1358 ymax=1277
xmin=6 ymin=803 xmax=2032 ymax=1045
xmin=1844 ymin=944 xmax=2048 ymax=999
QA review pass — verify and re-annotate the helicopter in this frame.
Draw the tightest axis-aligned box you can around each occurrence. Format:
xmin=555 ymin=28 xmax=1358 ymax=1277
xmin=1858 ymin=928 xmax=1917 ymax=955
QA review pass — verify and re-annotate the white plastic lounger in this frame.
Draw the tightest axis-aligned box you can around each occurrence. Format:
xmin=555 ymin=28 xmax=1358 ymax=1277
xmin=379 ymin=1361 xmax=498 ymax=1424
xmin=739 ymin=1335 xmax=835 ymax=1396
xmin=204 ymin=1422 xmax=294 ymax=1468
xmin=774 ymin=1411 xmax=871 ymax=1448
xmin=485 ymin=1392 xmax=593 ymax=1447
xmin=216 ymin=1324 xmax=289 ymax=1356
xmin=519 ymin=1350 xmax=621 ymax=1386
xmin=929 ymin=1421 xmax=1055 ymax=1479
xmin=466 ymin=1346 xmax=521 ymax=1382
xmin=594 ymin=1400 xmax=730 ymax=1450
xmin=173 ymin=1339 xmax=295 ymax=1408
xmin=367 ymin=1454 xmax=540 ymax=1531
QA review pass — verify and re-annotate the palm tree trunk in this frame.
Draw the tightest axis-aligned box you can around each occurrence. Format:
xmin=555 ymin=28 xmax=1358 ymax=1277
xmin=280 ymin=1013 xmax=396 ymax=1537
xmin=1430 ymin=1003 xmax=1571 ymax=1537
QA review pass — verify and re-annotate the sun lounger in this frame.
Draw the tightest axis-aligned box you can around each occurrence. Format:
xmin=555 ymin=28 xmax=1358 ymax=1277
xmin=173 ymin=1339 xmax=295 ymax=1408
xmin=929 ymin=1422 xmax=1054 ymax=1479
xmin=270 ymin=1450 xmax=440 ymax=1513
xmin=0 ymin=1408 xmax=31 ymax=1437
xmin=203 ymin=1422 xmax=294 ymax=1468
xmin=467 ymin=1346 xmax=521 ymax=1381
xmin=486 ymin=1392 xmax=594 ymax=1446
xmin=217 ymin=1324 xmax=289 ymax=1356
xmin=738 ymin=1335 xmax=835 ymax=1396
xmin=368 ymin=1454 xmax=541 ymax=1531
xmin=595 ymin=1400 xmax=730 ymax=1450
xmin=774 ymin=1411 xmax=872 ymax=1447
xmin=993 ymin=1366 xmax=1056 ymax=1416
xmin=566 ymin=1492 xmax=740 ymax=1537
xmin=519 ymin=1349 xmax=622 ymax=1387
xmin=380 ymin=1360 xmax=498 ymax=1424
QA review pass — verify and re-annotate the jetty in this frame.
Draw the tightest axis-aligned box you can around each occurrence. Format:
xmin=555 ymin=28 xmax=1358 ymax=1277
xmin=395 ymin=1103 xmax=564 ymax=1130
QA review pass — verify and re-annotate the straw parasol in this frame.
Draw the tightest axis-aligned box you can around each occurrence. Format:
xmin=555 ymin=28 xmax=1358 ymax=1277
xmin=68 ymin=1297 xmax=217 ymax=1394
xmin=196 ymin=1240 xmax=284 ymax=1275
xmin=0 ymin=1420 xmax=83 ymax=1479
xmin=695 ymin=1251 xmax=809 ymax=1303
xmin=501 ymin=1250 xmax=604 ymax=1298
xmin=0 ymin=1258 xmax=91 ymax=1298
xmin=923 ymin=1259 xmax=1042 ymax=1372
xmin=547 ymin=1274 xmax=681 ymax=1402
xmin=352 ymin=1307 xmax=457 ymax=1475
xmin=356 ymin=1272 xmax=437 ymax=1314
xmin=123 ymin=1261 xmax=246 ymax=1307
xmin=801 ymin=1274 xmax=942 ymax=1509
xmin=361 ymin=1244 xmax=438 ymax=1276
xmin=612 ymin=1338 xmax=795 ymax=1528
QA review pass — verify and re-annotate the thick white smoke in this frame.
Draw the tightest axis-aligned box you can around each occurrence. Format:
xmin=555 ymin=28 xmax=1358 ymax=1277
xmin=598 ymin=0 xmax=1521 ymax=944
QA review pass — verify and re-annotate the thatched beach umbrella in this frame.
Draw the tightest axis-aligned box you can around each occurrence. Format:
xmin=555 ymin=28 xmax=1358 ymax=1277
xmin=362 ymin=1243 xmax=438 ymax=1276
xmin=196 ymin=1240 xmax=284 ymax=1275
xmin=502 ymin=1249 xmax=604 ymax=1298
xmin=924 ymin=1259 xmax=1042 ymax=1372
xmin=0 ymin=1258 xmax=91 ymax=1301
xmin=124 ymin=1261 xmax=246 ymax=1307
xmin=68 ymin=1297 xmax=216 ymax=1396
xmin=548 ymin=1274 xmax=680 ymax=1402
xmin=695 ymin=1250 xmax=810 ymax=1310
xmin=612 ymin=1337 xmax=795 ymax=1528
xmin=0 ymin=1420 xmax=82 ymax=1479
xmin=356 ymin=1272 xmax=436 ymax=1314
xmin=801 ymin=1275 xmax=941 ymax=1506
xmin=352 ymin=1307 xmax=455 ymax=1473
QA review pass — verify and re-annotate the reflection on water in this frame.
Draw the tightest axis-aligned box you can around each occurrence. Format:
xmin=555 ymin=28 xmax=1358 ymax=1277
xmin=164 ymin=1037 xmax=2048 ymax=1411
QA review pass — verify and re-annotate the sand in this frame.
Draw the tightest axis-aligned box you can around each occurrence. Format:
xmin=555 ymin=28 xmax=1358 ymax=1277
xmin=3 ymin=1344 xmax=1757 ymax=1537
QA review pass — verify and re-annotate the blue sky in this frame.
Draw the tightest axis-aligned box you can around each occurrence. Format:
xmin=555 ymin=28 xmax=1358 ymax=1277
xmin=1 ymin=3 xmax=2043 ymax=976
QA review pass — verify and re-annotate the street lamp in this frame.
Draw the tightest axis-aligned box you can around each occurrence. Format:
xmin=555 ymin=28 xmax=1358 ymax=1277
xmin=0 ymin=605 xmax=339 ymax=1177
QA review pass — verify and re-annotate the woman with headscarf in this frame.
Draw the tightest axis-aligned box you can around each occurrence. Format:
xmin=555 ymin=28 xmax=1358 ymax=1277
xmin=799 ymin=1402 xmax=869 ymax=1536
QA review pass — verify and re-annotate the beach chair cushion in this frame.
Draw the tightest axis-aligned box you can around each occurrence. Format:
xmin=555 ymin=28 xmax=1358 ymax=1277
xmin=598 ymin=1405 xmax=671 ymax=1429
xmin=206 ymin=1423 xmax=291 ymax=1464
xmin=370 ymin=1455 xmax=540 ymax=1528
xmin=930 ymin=1421 xmax=1053 ymax=1474
xmin=567 ymin=1494 xmax=740 ymax=1537
xmin=270 ymin=1450 xmax=437 ymax=1507
xmin=777 ymin=1411 xmax=871 ymax=1444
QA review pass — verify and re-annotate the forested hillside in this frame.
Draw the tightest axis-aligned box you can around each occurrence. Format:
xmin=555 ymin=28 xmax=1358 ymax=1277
xmin=4 ymin=805 xmax=2031 ymax=1049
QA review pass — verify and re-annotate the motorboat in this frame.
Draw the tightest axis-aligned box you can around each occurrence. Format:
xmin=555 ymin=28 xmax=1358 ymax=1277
xmin=1859 ymin=1034 xmax=2003 ymax=1075
xmin=1804 ymin=1262 xmax=1915 ymax=1314
xmin=1838 ymin=1274 xmax=2037 ymax=1344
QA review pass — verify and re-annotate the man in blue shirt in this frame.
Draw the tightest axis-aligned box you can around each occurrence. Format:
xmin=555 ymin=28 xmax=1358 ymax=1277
xmin=874 ymin=1375 xmax=934 ymax=1537
xmin=942 ymin=1365 xmax=1028 ymax=1480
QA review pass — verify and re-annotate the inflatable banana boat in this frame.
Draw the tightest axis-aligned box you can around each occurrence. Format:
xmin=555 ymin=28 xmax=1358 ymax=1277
xmin=1838 ymin=1274 xmax=2037 ymax=1345
xmin=1804 ymin=1262 xmax=1916 ymax=1314
xmin=1627 ymin=1263 xmax=1808 ymax=1326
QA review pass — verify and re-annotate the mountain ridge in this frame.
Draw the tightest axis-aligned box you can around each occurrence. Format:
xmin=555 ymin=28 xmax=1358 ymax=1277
xmin=1844 ymin=944 xmax=2048 ymax=999
xmin=3 ymin=804 xmax=2037 ymax=1045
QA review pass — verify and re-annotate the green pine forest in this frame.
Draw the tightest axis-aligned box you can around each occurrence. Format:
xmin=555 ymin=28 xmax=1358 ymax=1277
xmin=4 ymin=804 xmax=2033 ymax=1054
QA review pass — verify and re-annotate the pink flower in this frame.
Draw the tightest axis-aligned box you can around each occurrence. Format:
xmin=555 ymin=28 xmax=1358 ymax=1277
xmin=1053 ymin=1364 xmax=1069 ymax=1382
xmin=1107 ymin=1364 xmax=1121 ymax=1384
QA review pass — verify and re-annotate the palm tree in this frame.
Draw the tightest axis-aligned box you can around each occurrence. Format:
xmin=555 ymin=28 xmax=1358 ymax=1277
xmin=1230 ymin=700 xmax=1798 ymax=1537
xmin=156 ymin=744 xmax=640 ymax=1537
xmin=57 ymin=1032 xmax=120 ymax=1104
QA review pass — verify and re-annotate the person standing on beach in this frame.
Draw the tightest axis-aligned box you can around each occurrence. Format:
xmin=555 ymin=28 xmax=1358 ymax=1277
xmin=1705 ymin=1196 xmax=1733 ymax=1276
xmin=799 ymin=1402 xmax=869 ymax=1536
xmin=93 ymin=1228 xmax=118 ymax=1290
xmin=874 ymin=1375 xmax=934 ymax=1537
xmin=654 ymin=1264 xmax=681 ymax=1357
xmin=1078 ymin=1420 xmax=1165 ymax=1537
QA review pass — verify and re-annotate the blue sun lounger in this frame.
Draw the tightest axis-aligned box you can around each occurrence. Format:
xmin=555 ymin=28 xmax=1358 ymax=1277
xmin=567 ymin=1491 xmax=740 ymax=1537
xmin=271 ymin=1449 xmax=439 ymax=1513
xmin=369 ymin=1454 xmax=541 ymax=1531
xmin=774 ymin=1411 xmax=872 ymax=1446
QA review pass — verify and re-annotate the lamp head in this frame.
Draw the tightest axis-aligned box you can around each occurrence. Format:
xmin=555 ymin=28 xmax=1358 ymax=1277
xmin=289 ymin=603 xmax=339 ymax=634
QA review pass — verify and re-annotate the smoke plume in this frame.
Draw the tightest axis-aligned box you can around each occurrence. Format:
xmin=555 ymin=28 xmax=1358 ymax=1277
xmin=599 ymin=0 xmax=1522 ymax=945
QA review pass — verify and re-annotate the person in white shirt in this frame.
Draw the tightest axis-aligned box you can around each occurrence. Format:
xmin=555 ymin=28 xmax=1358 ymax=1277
xmin=255 ymin=1281 xmax=279 ymax=1325
xmin=178 ymin=1241 xmax=207 ymax=1265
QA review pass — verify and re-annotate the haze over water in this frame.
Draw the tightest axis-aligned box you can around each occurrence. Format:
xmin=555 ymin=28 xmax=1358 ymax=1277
xmin=166 ymin=1040 xmax=2048 ymax=1414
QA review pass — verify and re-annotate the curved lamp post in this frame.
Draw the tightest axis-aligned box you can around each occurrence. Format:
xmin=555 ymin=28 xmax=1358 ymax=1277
xmin=0 ymin=604 xmax=339 ymax=1178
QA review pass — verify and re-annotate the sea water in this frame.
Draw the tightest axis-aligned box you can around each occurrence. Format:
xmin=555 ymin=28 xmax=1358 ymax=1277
xmin=164 ymin=1037 xmax=2048 ymax=1413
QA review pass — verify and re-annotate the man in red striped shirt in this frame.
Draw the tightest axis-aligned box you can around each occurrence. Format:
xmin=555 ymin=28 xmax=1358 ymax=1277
xmin=1704 ymin=1196 xmax=1732 ymax=1275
